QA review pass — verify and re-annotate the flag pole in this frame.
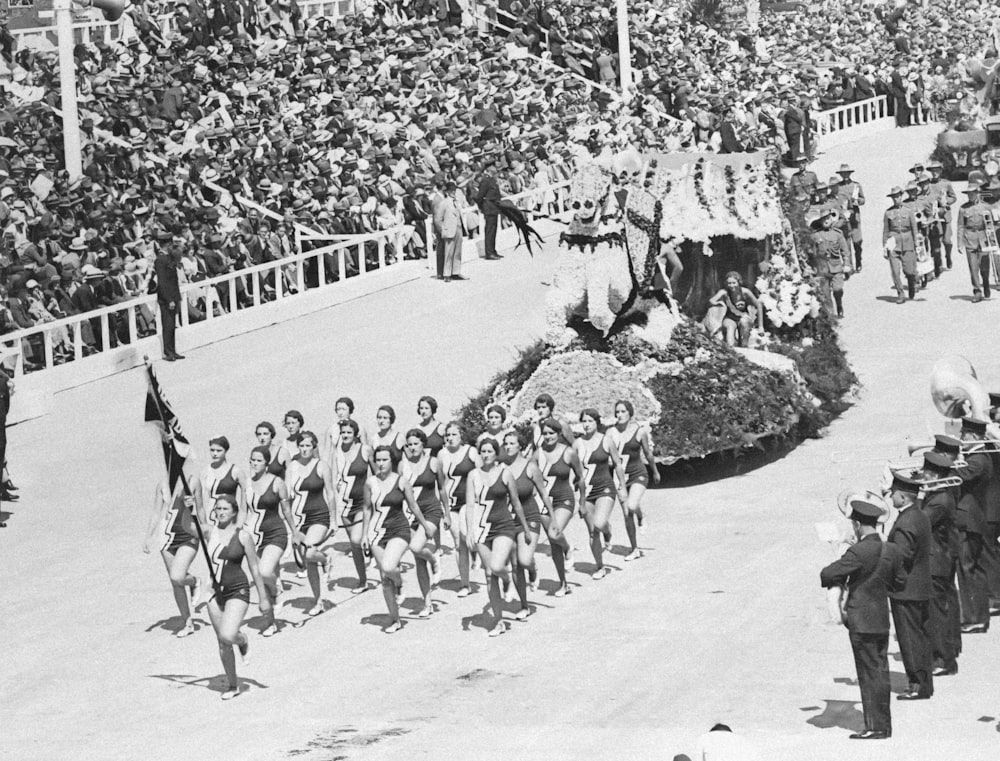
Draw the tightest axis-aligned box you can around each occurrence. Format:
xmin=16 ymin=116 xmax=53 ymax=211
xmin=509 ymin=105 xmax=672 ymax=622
xmin=143 ymin=356 xmax=220 ymax=597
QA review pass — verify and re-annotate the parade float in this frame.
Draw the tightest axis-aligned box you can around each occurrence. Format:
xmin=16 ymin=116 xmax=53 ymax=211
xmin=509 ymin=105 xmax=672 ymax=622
xmin=457 ymin=151 xmax=856 ymax=465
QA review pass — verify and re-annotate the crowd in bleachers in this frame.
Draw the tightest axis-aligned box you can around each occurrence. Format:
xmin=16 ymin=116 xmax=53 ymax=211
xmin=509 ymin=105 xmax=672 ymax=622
xmin=1 ymin=0 xmax=999 ymax=367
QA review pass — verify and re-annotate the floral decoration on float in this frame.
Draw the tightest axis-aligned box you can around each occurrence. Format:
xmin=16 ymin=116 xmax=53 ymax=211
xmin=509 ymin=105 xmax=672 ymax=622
xmin=456 ymin=150 xmax=855 ymax=468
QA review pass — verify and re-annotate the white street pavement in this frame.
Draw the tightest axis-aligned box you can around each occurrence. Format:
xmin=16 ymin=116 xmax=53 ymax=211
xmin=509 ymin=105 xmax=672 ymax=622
xmin=2 ymin=123 xmax=998 ymax=761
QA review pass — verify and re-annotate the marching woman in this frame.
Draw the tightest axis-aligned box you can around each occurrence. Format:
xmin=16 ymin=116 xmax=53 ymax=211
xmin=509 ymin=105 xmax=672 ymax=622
xmin=331 ymin=419 xmax=376 ymax=594
xmin=362 ymin=445 xmax=433 ymax=633
xmin=255 ymin=421 xmax=289 ymax=479
xmin=476 ymin=405 xmax=513 ymax=447
xmin=203 ymin=493 xmax=270 ymax=700
xmin=607 ymin=400 xmax=659 ymax=562
xmin=536 ymin=417 xmax=585 ymax=596
xmin=414 ymin=395 xmax=447 ymax=456
xmin=285 ymin=430 xmax=337 ymax=616
xmin=466 ymin=437 xmax=531 ymax=637
xmin=322 ymin=396 xmax=369 ymax=461
xmin=439 ymin=422 xmax=481 ymax=597
xmin=143 ymin=478 xmax=209 ymax=638
xmin=399 ymin=429 xmax=447 ymax=617
xmin=503 ymin=430 xmax=554 ymax=620
xmin=530 ymin=393 xmax=576 ymax=452
xmin=197 ymin=436 xmax=247 ymax=526
xmin=573 ymin=409 xmax=629 ymax=580
xmin=372 ymin=404 xmax=406 ymax=471
xmin=245 ymin=446 xmax=292 ymax=637
xmin=280 ymin=410 xmax=306 ymax=465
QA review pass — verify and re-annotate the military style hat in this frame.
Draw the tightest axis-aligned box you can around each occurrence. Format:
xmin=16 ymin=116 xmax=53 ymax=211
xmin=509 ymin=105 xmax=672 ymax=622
xmin=887 ymin=186 xmax=904 ymax=197
xmin=961 ymin=417 xmax=988 ymax=436
xmin=849 ymin=499 xmax=884 ymax=522
xmin=837 ymin=163 xmax=854 ymax=174
xmin=890 ymin=473 xmax=922 ymax=495
xmin=933 ymin=434 xmax=962 ymax=457
xmin=923 ymin=451 xmax=955 ymax=473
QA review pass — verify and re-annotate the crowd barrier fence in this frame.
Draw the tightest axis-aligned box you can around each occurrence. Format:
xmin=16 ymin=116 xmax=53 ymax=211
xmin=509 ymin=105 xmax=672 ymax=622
xmin=814 ymin=95 xmax=894 ymax=149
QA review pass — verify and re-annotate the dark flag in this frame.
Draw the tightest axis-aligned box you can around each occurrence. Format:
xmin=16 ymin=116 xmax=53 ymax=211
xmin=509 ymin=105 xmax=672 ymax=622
xmin=144 ymin=361 xmax=190 ymax=492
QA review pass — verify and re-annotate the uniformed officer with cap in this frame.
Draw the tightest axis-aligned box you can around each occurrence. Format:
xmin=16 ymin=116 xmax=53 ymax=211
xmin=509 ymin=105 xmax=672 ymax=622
xmin=902 ymin=180 xmax=933 ymax=287
xmin=836 ymin=163 xmax=865 ymax=271
xmin=956 ymin=182 xmax=994 ymax=303
xmin=953 ymin=417 xmax=993 ymax=631
xmin=915 ymin=172 xmax=943 ymax=277
xmin=918 ymin=451 xmax=962 ymax=676
xmin=809 ymin=208 xmax=853 ymax=317
xmin=883 ymin=186 xmax=919 ymax=303
xmin=789 ymin=155 xmax=818 ymax=199
xmin=821 ymin=499 xmax=905 ymax=740
xmin=887 ymin=473 xmax=934 ymax=700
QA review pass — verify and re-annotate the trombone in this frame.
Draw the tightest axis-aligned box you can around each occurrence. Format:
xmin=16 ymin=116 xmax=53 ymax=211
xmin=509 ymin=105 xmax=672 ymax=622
xmin=888 ymin=464 xmax=964 ymax=493
xmin=959 ymin=438 xmax=1000 ymax=454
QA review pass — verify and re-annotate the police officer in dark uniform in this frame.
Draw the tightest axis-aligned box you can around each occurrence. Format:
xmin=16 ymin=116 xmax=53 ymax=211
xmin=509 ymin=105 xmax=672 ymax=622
xmin=918 ymin=451 xmax=961 ymax=676
xmin=887 ymin=473 xmax=934 ymax=700
xmin=953 ymin=418 xmax=993 ymax=632
xmin=809 ymin=209 xmax=853 ymax=317
xmin=821 ymin=499 xmax=906 ymax=740
xmin=883 ymin=186 xmax=920 ymax=303
xmin=956 ymin=182 xmax=994 ymax=303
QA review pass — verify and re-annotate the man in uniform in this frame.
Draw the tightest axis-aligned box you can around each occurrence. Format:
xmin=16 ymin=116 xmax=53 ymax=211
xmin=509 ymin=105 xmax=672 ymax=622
xmin=883 ymin=186 xmax=919 ymax=303
xmin=927 ymin=160 xmax=956 ymax=269
xmin=918 ymin=451 xmax=961 ymax=676
xmin=887 ymin=473 xmax=934 ymax=701
xmin=836 ymin=163 xmax=865 ymax=271
xmin=953 ymin=417 xmax=993 ymax=632
xmin=788 ymin=155 xmax=818 ymax=199
xmin=956 ymin=182 xmax=994 ymax=302
xmin=820 ymin=499 xmax=905 ymax=740
xmin=809 ymin=209 xmax=853 ymax=317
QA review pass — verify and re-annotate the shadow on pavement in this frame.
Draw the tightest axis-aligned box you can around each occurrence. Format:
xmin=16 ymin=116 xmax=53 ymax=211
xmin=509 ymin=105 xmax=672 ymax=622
xmin=150 ymin=673 xmax=268 ymax=694
xmin=804 ymin=699 xmax=864 ymax=731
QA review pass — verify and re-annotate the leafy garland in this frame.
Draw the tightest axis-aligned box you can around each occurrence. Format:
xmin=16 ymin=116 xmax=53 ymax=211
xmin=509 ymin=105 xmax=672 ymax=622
xmin=693 ymin=157 xmax=713 ymax=216
xmin=724 ymin=164 xmax=747 ymax=228
xmin=558 ymin=231 xmax=624 ymax=251
xmin=627 ymin=202 xmax=664 ymax=290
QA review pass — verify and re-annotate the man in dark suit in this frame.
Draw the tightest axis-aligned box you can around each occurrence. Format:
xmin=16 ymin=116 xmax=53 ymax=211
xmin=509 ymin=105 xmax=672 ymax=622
xmin=889 ymin=62 xmax=910 ymax=127
xmin=154 ymin=245 xmax=185 ymax=362
xmin=0 ymin=365 xmax=15 ymax=510
xmin=475 ymin=157 xmax=503 ymax=261
xmin=782 ymin=94 xmax=804 ymax=162
xmin=918 ymin=452 xmax=961 ymax=676
xmin=821 ymin=499 xmax=906 ymax=740
xmin=887 ymin=473 xmax=934 ymax=700
xmin=954 ymin=418 xmax=993 ymax=631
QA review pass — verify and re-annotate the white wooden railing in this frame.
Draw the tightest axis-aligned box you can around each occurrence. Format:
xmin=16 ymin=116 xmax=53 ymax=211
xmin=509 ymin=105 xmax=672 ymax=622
xmin=815 ymin=96 xmax=893 ymax=146
xmin=0 ymin=225 xmax=405 ymax=379
xmin=10 ymin=16 xmax=125 ymax=46
xmin=297 ymin=0 xmax=359 ymax=19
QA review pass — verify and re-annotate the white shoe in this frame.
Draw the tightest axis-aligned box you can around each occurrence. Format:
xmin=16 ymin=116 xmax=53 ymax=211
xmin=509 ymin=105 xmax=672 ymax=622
xmin=417 ymin=605 xmax=433 ymax=619
xmin=190 ymin=577 xmax=203 ymax=609
xmin=237 ymin=636 xmax=251 ymax=666
xmin=554 ymin=584 xmax=571 ymax=598
xmin=274 ymin=584 xmax=285 ymax=613
xmin=457 ymin=586 xmax=472 ymax=598
xmin=624 ymin=549 xmax=643 ymax=562
xmin=295 ymin=569 xmax=307 ymax=579
xmin=603 ymin=535 xmax=613 ymax=554
xmin=515 ymin=607 xmax=530 ymax=621
xmin=306 ymin=602 xmax=325 ymax=617
xmin=591 ymin=567 xmax=609 ymax=581
xmin=502 ymin=579 xmax=516 ymax=603
xmin=488 ymin=621 xmax=509 ymax=638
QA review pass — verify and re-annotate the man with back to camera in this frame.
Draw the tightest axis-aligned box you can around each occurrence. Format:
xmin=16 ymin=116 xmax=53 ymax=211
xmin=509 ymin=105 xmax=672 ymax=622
xmin=475 ymin=156 xmax=503 ymax=261
xmin=820 ymin=498 xmax=906 ymax=740
xmin=154 ymin=243 xmax=185 ymax=362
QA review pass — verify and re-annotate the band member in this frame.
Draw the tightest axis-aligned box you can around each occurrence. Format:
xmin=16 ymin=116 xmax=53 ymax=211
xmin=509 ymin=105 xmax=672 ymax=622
xmin=836 ymin=163 xmax=865 ymax=271
xmin=917 ymin=452 xmax=961 ymax=676
xmin=952 ymin=419 xmax=993 ymax=631
xmin=883 ymin=186 xmax=919 ymax=303
xmin=820 ymin=500 xmax=905 ymax=740
xmin=956 ymin=182 xmax=994 ymax=303
xmin=886 ymin=474 xmax=934 ymax=701
xmin=927 ymin=160 xmax=956 ymax=270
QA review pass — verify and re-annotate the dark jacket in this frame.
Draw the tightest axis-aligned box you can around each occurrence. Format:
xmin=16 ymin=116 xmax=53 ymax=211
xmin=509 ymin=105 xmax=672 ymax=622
xmin=821 ymin=534 xmax=906 ymax=634
xmin=153 ymin=253 xmax=181 ymax=304
xmin=475 ymin=173 xmax=502 ymax=216
xmin=887 ymin=504 xmax=932 ymax=601
xmin=920 ymin=489 xmax=959 ymax=578
xmin=957 ymin=451 xmax=992 ymax=535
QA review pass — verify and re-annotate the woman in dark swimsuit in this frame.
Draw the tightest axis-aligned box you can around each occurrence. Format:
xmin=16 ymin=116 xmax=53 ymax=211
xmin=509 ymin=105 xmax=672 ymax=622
xmin=572 ymin=409 xmax=628 ymax=581
xmin=245 ymin=446 xmax=292 ymax=637
xmin=197 ymin=436 xmax=246 ymax=526
xmin=285 ymin=431 xmax=336 ymax=617
xmin=332 ymin=419 xmax=375 ymax=595
xmin=607 ymin=400 xmax=659 ymax=562
xmin=204 ymin=494 xmax=270 ymax=700
xmin=477 ymin=404 xmax=513 ymax=447
xmin=502 ymin=430 xmax=553 ymax=621
xmin=255 ymin=421 xmax=288 ymax=479
xmin=363 ymin=446 xmax=431 ymax=634
xmin=373 ymin=404 xmax=406 ymax=471
xmin=414 ymin=395 xmax=447 ymax=457
xmin=466 ymin=437 xmax=530 ymax=638
xmin=439 ymin=422 xmax=481 ymax=597
xmin=536 ymin=417 xmax=585 ymax=597
xmin=143 ymin=477 xmax=209 ymax=638
xmin=399 ymin=429 xmax=447 ymax=618
xmin=707 ymin=271 xmax=763 ymax=347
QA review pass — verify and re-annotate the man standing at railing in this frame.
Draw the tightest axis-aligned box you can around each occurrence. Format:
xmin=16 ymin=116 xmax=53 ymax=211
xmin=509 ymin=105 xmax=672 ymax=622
xmin=437 ymin=180 xmax=466 ymax=282
xmin=475 ymin=157 xmax=503 ymax=261
xmin=154 ymin=245 xmax=185 ymax=362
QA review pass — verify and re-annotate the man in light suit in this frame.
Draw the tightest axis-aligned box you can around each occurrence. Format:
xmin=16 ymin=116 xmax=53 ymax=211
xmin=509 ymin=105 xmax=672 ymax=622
xmin=436 ymin=181 xmax=465 ymax=282
xmin=429 ymin=175 xmax=446 ymax=279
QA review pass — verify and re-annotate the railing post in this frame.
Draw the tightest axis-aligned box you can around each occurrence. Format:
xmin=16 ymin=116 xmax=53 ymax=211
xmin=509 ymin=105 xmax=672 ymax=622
xmin=338 ymin=246 xmax=347 ymax=281
xmin=296 ymin=257 xmax=306 ymax=293
xmin=43 ymin=329 xmax=54 ymax=369
xmin=275 ymin=263 xmax=284 ymax=300
xmin=179 ymin=296 xmax=189 ymax=326
xmin=377 ymin=236 xmax=386 ymax=269
xmin=72 ymin=319 xmax=83 ymax=360
xmin=317 ymin=250 xmax=326 ymax=287
xmin=358 ymin=242 xmax=367 ymax=275
xmin=128 ymin=304 xmax=138 ymax=342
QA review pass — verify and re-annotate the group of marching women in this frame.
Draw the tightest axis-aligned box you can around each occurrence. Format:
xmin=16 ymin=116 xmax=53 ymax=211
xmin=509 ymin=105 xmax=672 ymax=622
xmin=144 ymin=393 xmax=659 ymax=699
